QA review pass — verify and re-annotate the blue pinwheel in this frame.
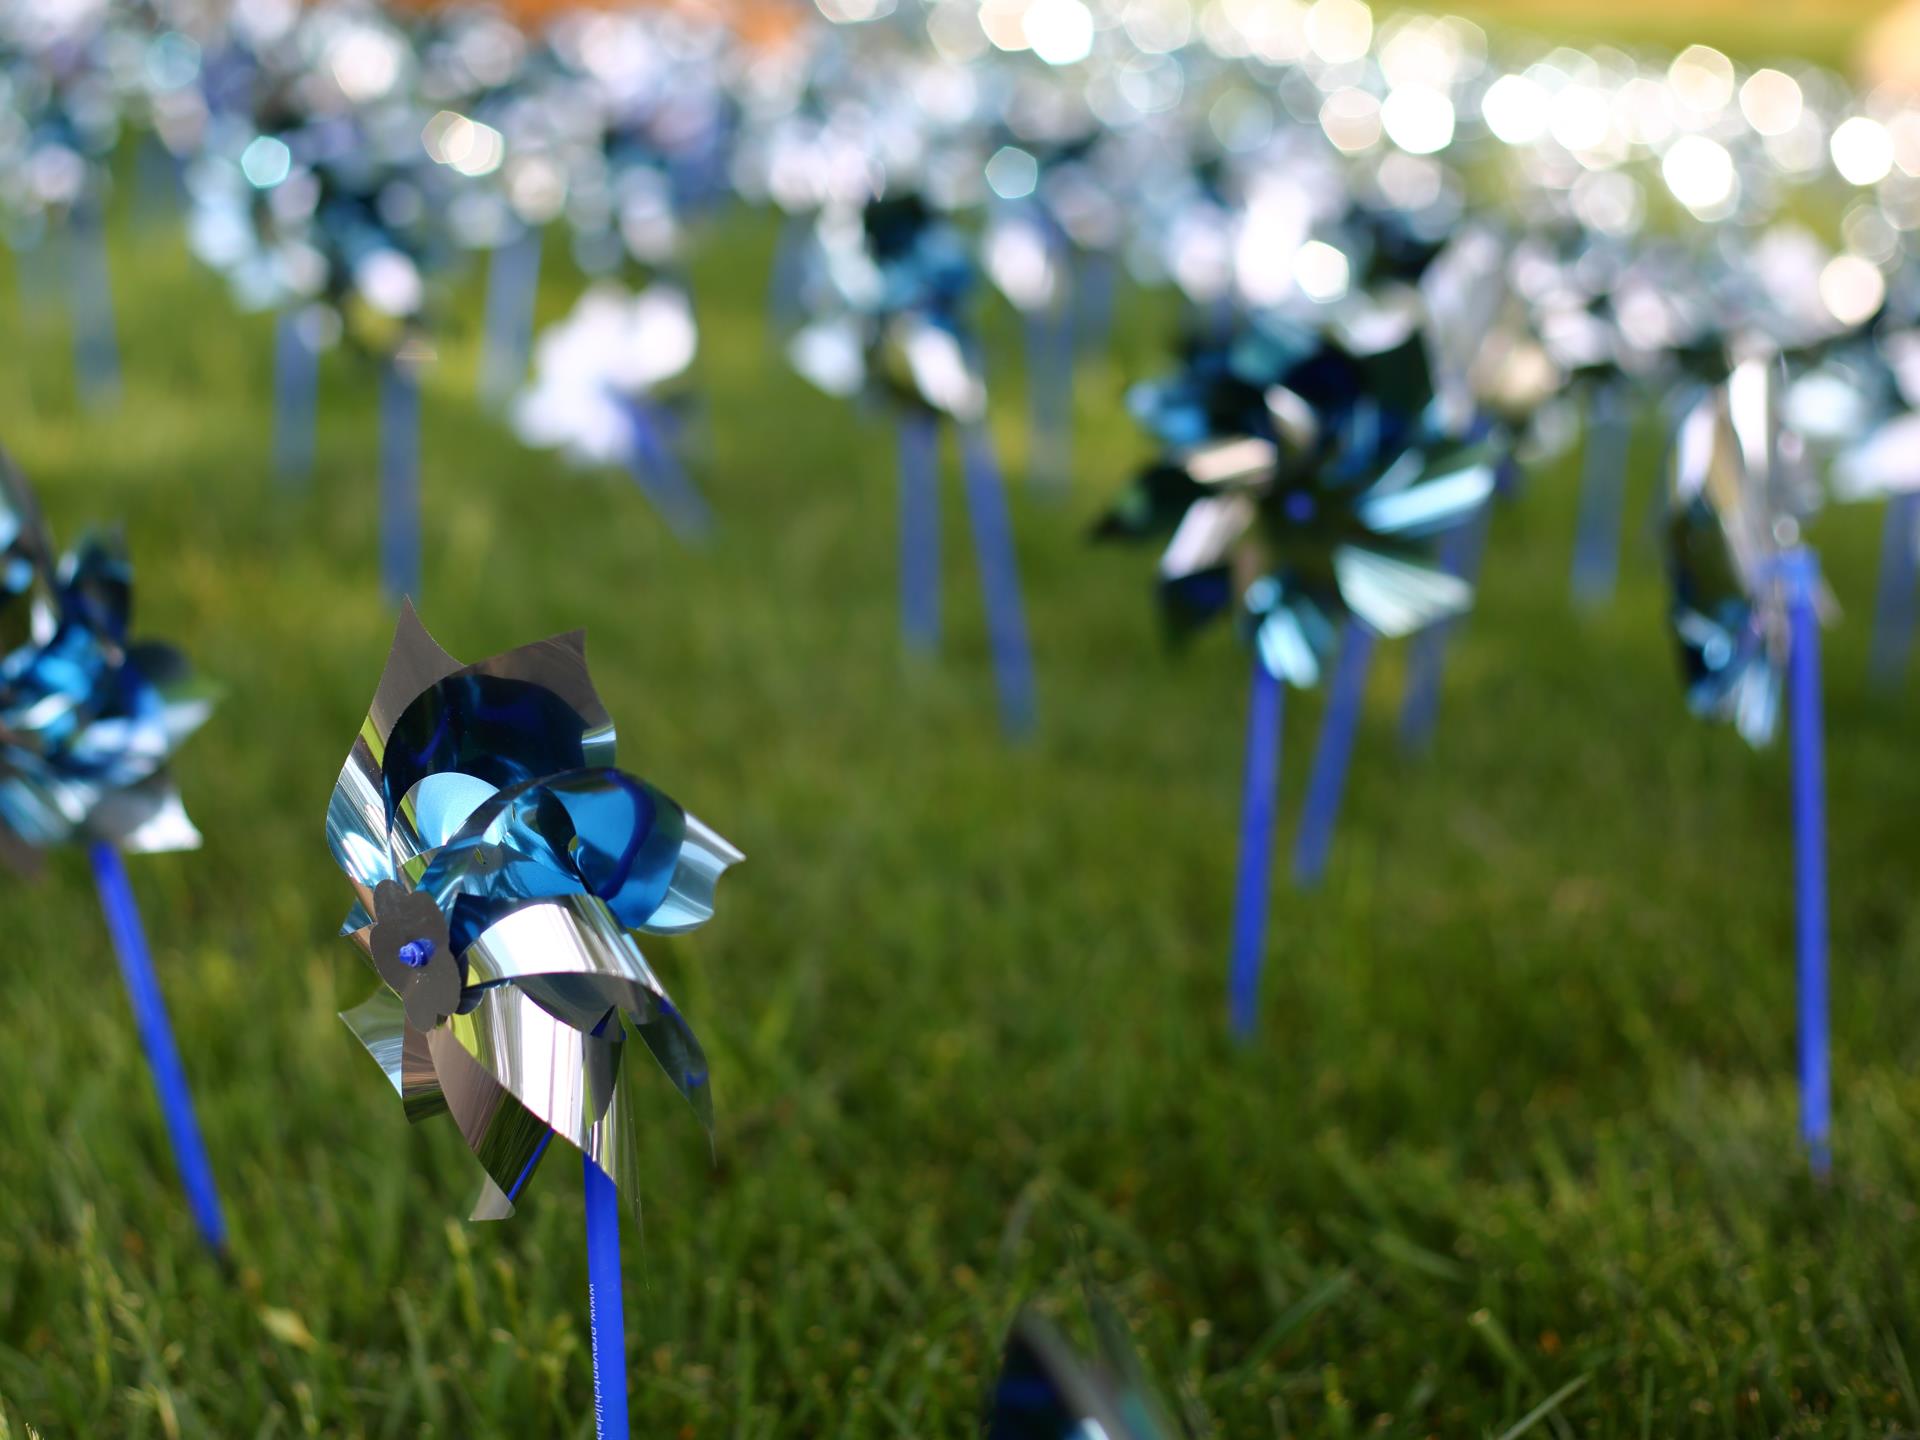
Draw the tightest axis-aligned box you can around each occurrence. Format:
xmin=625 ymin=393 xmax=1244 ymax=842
xmin=327 ymin=602 xmax=742 ymax=1437
xmin=1101 ymin=311 xmax=1496 ymax=1034
xmin=788 ymin=190 xmax=1037 ymax=736
xmin=0 ymin=446 xmax=226 ymax=1251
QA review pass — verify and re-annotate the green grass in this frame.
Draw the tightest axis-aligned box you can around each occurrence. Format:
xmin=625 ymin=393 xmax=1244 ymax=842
xmin=5 ymin=102 xmax=1920 ymax=1438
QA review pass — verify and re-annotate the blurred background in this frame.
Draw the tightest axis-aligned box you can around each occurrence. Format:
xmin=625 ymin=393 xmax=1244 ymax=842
xmin=2 ymin=0 xmax=1920 ymax=1436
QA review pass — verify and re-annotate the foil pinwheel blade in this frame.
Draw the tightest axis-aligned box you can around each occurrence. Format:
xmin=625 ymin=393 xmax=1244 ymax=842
xmin=328 ymin=604 xmax=741 ymax=1218
xmin=985 ymin=1309 xmax=1177 ymax=1440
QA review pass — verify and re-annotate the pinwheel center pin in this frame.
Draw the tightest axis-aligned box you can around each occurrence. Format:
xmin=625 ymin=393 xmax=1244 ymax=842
xmin=396 ymin=937 xmax=436 ymax=968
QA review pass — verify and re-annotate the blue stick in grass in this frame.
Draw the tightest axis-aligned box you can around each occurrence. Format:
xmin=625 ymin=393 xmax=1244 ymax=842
xmin=1867 ymin=491 xmax=1918 ymax=688
xmin=1227 ymin=655 xmax=1283 ymax=1039
xmin=91 ymin=842 xmax=228 ymax=1252
xmin=1399 ymin=506 xmax=1493 ymax=751
xmin=1666 ymin=361 xmax=1832 ymax=1168
xmin=1781 ymin=548 xmax=1830 ymax=1174
xmin=478 ymin=227 xmax=544 ymax=404
xmin=272 ymin=310 xmax=319 ymax=484
xmin=379 ymin=356 xmax=422 ymax=601
xmin=65 ymin=199 xmax=121 ymax=409
xmin=1570 ymin=377 xmax=1631 ymax=607
xmin=960 ymin=424 xmax=1037 ymax=737
xmin=897 ymin=409 xmax=942 ymax=653
xmin=583 ymin=1154 xmax=629 ymax=1439
xmin=0 ymin=448 xmax=223 ymax=1244
xmin=1072 ymin=249 xmax=1117 ymax=359
xmin=624 ymin=398 xmax=714 ymax=542
xmin=1292 ymin=623 xmax=1376 ymax=889
xmin=327 ymin=605 xmax=742 ymax=1432
xmin=787 ymin=194 xmax=1010 ymax=676
xmin=1023 ymin=306 xmax=1075 ymax=493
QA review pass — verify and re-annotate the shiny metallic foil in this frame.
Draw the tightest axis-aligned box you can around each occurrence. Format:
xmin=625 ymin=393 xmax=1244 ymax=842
xmin=328 ymin=603 xmax=741 ymax=1218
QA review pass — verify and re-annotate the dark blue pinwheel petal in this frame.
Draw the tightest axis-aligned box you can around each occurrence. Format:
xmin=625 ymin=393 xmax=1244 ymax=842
xmin=381 ymin=673 xmax=600 ymax=835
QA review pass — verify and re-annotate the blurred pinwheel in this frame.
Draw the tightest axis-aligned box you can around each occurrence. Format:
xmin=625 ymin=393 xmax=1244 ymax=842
xmin=979 ymin=126 xmax=1126 ymax=490
xmin=788 ymin=189 xmax=1036 ymax=736
xmin=0 ymin=444 xmax=226 ymax=1252
xmin=0 ymin=0 xmax=126 ymax=402
xmin=1664 ymin=356 xmax=1835 ymax=1172
xmin=0 ymin=451 xmax=213 ymax=862
xmin=328 ymin=602 xmax=742 ymax=1434
xmin=182 ymin=2 xmax=460 ymax=592
xmin=1665 ymin=357 xmax=1823 ymax=747
xmin=512 ymin=281 xmax=711 ymax=538
xmin=986 ymin=1307 xmax=1180 ymax=1440
xmin=788 ymin=191 xmax=984 ymax=422
xmin=1101 ymin=311 xmax=1495 ymax=689
xmin=1101 ymin=310 xmax=1496 ymax=1034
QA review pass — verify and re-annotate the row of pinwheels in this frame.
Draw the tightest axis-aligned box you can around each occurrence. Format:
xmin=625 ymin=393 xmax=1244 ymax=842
xmin=6 ymin=0 xmax=1917 ymax=700
xmin=8 ymin=0 xmax=1917 ymax=1191
xmin=4 ymin=0 xmax=1919 ymax=1429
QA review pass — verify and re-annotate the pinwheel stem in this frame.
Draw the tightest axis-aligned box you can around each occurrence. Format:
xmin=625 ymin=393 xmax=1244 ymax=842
xmin=960 ymin=424 xmax=1037 ymax=738
xmin=1782 ymin=549 xmax=1831 ymax=1175
xmin=1400 ymin=507 xmax=1492 ymax=752
xmin=1570 ymin=378 xmax=1631 ymax=608
xmin=766 ymin=211 xmax=810 ymax=341
xmin=1868 ymin=491 xmax=1919 ymax=690
xmin=133 ymin=133 xmax=182 ymax=224
xmin=272 ymin=310 xmax=319 ymax=485
xmin=89 ymin=843 xmax=228 ymax=1254
xmin=583 ymin=1154 xmax=629 ymax=1439
xmin=896 ymin=410 xmax=942 ymax=654
xmin=624 ymin=399 xmax=714 ymax=542
xmin=1293 ymin=623 xmax=1376 ymax=888
xmin=1071 ymin=251 xmax=1116 ymax=359
xmin=1229 ymin=656 xmax=1284 ymax=1039
xmin=478 ymin=227 xmax=543 ymax=405
xmin=65 ymin=197 xmax=121 ymax=410
xmin=379 ymin=358 xmax=422 ymax=602
xmin=1022 ymin=308 xmax=1074 ymax=493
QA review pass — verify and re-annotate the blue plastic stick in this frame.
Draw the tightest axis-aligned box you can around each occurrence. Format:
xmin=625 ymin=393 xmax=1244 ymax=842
xmin=1399 ymin=507 xmax=1492 ymax=750
xmin=379 ymin=359 xmax=421 ymax=602
xmin=478 ymin=228 xmax=543 ymax=404
xmin=583 ymin=1154 xmax=629 ymax=1440
xmin=896 ymin=410 xmax=941 ymax=653
xmin=66 ymin=201 xmax=121 ymax=409
xmin=1228 ymin=656 xmax=1284 ymax=1039
xmin=10 ymin=234 xmax=52 ymax=326
xmin=1293 ymin=623 xmax=1377 ymax=887
xmin=960 ymin=424 xmax=1038 ymax=737
xmin=1024 ymin=306 xmax=1075 ymax=493
xmin=1782 ymin=550 xmax=1831 ymax=1175
xmin=1868 ymin=491 xmax=1919 ymax=689
xmin=133 ymin=133 xmax=181 ymax=223
xmin=1072 ymin=249 xmax=1116 ymax=357
xmin=766 ymin=211 xmax=809 ymax=340
xmin=624 ymin=399 xmax=714 ymax=541
xmin=1570 ymin=378 xmax=1631 ymax=606
xmin=89 ymin=842 xmax=227 ymax=1253
xmin=272 ymin=310 xmax=318 ymax=484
